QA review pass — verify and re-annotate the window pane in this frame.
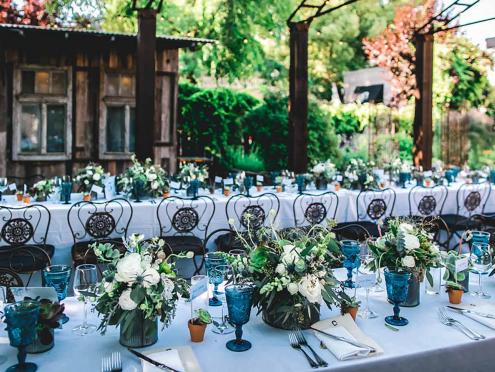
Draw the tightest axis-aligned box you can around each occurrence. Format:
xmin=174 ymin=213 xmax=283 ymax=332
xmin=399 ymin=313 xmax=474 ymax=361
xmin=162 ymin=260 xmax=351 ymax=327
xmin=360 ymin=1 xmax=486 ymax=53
xmin=120 ymin=74 xmax=134 ymax=96
xmin=20 ymin=104 xmax=41 ymax=153
xmin=47 ymin=105 xmax=65 ymax=153
xmin=21 ymin=71 xmax=35 ymax=94
xmin=51 ymin=72 xmax=67 ymax=95
xmin=106 ymin=74 xmax=119 ymax=96
xmin=106 ymin=106 xmax=126 ymax=152
xmin=35 ymin=71 xmax=50 ymax=94
xmin=129 ymin=107 xmax=136 ymax=152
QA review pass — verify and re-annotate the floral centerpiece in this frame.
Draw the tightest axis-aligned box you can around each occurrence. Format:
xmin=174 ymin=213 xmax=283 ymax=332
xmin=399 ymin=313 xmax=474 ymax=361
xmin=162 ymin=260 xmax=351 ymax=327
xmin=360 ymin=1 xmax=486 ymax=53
xmin=75 ymin=162 xmax=105 ymax=193
xmin=342 ymin=159 xmax=378 ymax=190
xmin=177 ymin=162 xmax=209 ymax=196
xmin=311 ymin=160 xmax=336 ymax=190
xmin=31 ymin=180 xmax=54 ymax=201
xmin=367 ymin=218 xmax=441 ymax=306
xmin=93 ymin=234 xmax=190 ymax=347
xmin=229 ymin=223 xmax=342 ymax=330
xmin=118 ymin=155 xmax=169 ymax=198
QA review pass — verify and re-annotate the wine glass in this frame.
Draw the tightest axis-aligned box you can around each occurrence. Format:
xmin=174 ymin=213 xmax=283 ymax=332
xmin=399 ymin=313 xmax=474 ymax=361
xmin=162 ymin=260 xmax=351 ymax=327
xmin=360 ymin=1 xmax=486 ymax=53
xmin=470 ymin=243 xmax=492 ymax=299
xmin=43 ymin=265 xmax=71 ymax=323
xmin=384 ymin=269 xmax=410 ymax=326
xmin=4 ymin=300 xmax=40 ymax=372
xmin=340 ymin=240 xmax=361 ymax=288
xmin=72 ymin=264 xmax=98 ymax=335
xmin=357 ymin=247 xmax=378 ymax=319
xmin=211 ymin=265 xmax=235 ymax=335
xmin=225 ymin=283 xmax=255 ymax=352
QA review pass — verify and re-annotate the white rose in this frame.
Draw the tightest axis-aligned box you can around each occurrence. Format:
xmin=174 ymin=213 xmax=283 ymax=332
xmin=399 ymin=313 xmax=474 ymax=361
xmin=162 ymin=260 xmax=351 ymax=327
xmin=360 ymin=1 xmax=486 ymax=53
xmin=118 ymin=289 xmax=137 ymax=311
xmin=275 ymin=263 xmax=286 ymax=275
xmin=104 ymin=281 xmax=114 ymax=293
xmin=431 ymin=243 xmax=440 ymax=254
xmin=142 ymin=268 xmax=160 ymax=288
xmin=151 ymin=181 xmax=158 ymax=190
xmin=399 ymin=223 xmax=414 ymax=234
xmin=287 ymin=282 xmax=299 ymax=295
xmin=281 ymin=245 xmax=300 ymax=265
xmin=84 ymin=180 xmax=89 ymax=185
xmin=402 ymin=255 xmax=416 ymax=268
xmin=92 ymin=173 xmax=101 ymax=181
xmin=298 ymin=275 xmax=322 ymax=304
xmin=403 ymin=234 xmax=420 ymax=251
xmin=148 ymin=173 xmax=157 ymax=182
xmin=312 ymin=163 xmax=325 ymax=175
xmin=115 ymin=253 xmax=142 ymax=283
xmin=162 ymin=277 xmax=175 ymax=300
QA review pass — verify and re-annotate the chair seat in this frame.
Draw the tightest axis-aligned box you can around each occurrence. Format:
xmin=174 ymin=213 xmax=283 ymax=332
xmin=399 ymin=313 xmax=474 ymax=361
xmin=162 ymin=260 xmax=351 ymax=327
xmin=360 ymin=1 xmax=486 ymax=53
xmin=72 ymin=239 xmax=126 ymax=265
xmin=163 ymin=236 xmax=205 ymax=255
xmin=335 ymin=221 xmax=379 ymax=240
xmin=0 ymin=244 xmax=54 ymax=273
xmin=438 ymin=214 xmax=478 ymax=231
xmin=215 ymin=232 xmax=247 ymax=253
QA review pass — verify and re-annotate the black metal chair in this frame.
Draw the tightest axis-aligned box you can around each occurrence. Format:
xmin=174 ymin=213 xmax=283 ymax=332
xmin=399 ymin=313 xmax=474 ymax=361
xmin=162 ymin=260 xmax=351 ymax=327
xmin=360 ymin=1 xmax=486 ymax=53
xmin=213 ymin=192 xmax=280 ymax=253
xmin=68 ymin=198 xmax=133 ymax=267
xmin=438 ymin=181 xmax=491 ymax=249
xmin=335 ymin=188 xmax=396 ymax=239
xmin=0 ymin=267 xmax=24 ymax=303
xmin=292 ymin=191 xmax=339 ymax=228
xmin=0 ymin=204 xmax=53 ymax=285
xmin=156 ymin=195 xmax=215 ymax=276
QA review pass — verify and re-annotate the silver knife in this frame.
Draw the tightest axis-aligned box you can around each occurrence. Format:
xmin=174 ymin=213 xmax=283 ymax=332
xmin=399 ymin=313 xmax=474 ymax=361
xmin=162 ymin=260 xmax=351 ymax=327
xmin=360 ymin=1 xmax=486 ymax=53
xmin=311 ymin=327 xmax=376 ymax=353
xmin=127 ymin=348 xmax=180 ymax=372
xmin=447 ymin=306 xmax=495 ymax=319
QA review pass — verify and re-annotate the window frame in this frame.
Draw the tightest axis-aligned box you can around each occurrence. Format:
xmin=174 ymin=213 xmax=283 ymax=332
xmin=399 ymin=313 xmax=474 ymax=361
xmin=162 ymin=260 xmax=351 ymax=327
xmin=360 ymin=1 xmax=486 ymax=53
xmin=12 ymin=64 xmax=72 ymax=161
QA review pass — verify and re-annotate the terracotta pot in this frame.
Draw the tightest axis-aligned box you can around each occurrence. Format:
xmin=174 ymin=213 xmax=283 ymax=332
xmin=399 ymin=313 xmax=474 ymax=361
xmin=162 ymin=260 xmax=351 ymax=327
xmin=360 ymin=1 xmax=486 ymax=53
xmin=425 ymin=179 xmax=432 ymax=187
xmin=276 ymin=185 xmax=283 ymax=193
xmin=256 ymin=185 xmax=263 ymax=192
xmin=163 ymin=191 xmax=170 ymax=199
xmin=188 ymin=320 xmax=207 ymax=342
xmin=223 ymin=189 xmax=230 ymax=197
xmin=342 ymin=306 xmax=358 ymax=321
xmin=16 ymin=193 xmax=23 ymax=202
xmin=23 ymin=195 xmax=31 ymax=204
xmin=447 ymin=288 xmax=463 ymax=304
xmin=83 ymin=194 xmax=91 ymax=202
xmin=334 ymin=183 xmax=341 ymax=192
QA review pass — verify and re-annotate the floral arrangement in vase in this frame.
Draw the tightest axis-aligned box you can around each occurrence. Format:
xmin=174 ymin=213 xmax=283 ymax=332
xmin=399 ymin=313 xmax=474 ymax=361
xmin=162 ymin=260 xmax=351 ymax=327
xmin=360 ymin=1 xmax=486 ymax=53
xmin=229 ymin=223 xmax=342 ymax=330
xmin=342 ymin=159 xmax=378 ymax=190
xmin=311 ymin=160 xmax=336 ymax=190
xmin=177 ymin=162 xmax=209 ymax=187
xmin=93 ymin=234 xmax=190 ymax=347
xmin=31 ymin=180 xmax=54 ymax=201
xmin=75 ymin=163 xmax=105 ymax=193
xmin=118 ymin=155 xmax=169 ymax=198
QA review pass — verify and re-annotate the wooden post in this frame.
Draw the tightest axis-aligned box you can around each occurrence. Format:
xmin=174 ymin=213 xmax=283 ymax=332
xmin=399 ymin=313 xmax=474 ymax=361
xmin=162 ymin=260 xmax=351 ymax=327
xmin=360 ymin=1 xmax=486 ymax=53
xmin=413 ymin=33 xmax=434 ymax=170
xmin=135 ymin=8 xmax=157 ymax=161
xmin=288 ymin=22 xmax=309 ymax=173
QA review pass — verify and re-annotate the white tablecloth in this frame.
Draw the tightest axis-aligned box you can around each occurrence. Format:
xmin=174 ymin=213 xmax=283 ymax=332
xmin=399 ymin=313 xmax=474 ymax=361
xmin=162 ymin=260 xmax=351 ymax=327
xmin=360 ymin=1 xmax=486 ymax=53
xmin=1 ymin=269 xmax=494 ymax=372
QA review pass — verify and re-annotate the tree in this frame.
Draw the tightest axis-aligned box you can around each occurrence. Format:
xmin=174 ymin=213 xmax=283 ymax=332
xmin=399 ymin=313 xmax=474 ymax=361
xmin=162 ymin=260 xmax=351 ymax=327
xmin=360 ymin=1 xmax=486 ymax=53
xmin=0 ymin=0 xmax=50 ymax=25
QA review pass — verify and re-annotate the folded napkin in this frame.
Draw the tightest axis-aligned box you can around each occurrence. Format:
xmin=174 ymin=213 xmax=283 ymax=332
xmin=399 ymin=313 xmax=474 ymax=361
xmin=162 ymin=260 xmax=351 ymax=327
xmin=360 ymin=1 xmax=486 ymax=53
xmin=462 ymin=312 xmax=495 ymax=330
xmin=142 ymin=349 xmax=185 ymax=372
xmin=314 ymin=326 xmax=372 ymax=361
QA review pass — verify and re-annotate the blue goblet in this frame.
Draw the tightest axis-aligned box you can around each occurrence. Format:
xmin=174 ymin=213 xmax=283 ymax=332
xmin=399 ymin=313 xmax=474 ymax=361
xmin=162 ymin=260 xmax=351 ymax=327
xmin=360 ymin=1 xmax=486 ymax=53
xmin=490 ymin=170 xmax=495 ymax=184
xmin=225 ymin=284 xmax=254 ymax=352
xmin=470 ymin=231 xmax=490 ymax=247
xmin=295 ymin=175 xmax=305 ymax=194
xmin=205 ymin=253 xmax=227 ymax=306
xmin=399 ymin=171 xmax=410 ymax=188
xmin=341 ymin=240 xmax=361 ymax=288
xmin=384 ymin=269 xmax=411 ymax=326
xmin=43 ymin=265 xmax=71 ymax=323
xmin=445 ymin=170 xmax=455 ymax=185
xmin=243 ymin=176 xmax=253 ymax=196
xmin=4 ymin=300 xmax=40 ymax=372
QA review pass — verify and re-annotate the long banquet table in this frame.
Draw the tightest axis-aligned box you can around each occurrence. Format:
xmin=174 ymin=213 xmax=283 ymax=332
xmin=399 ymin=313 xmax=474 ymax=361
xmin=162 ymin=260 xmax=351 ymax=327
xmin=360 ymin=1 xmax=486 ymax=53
xmin=1 ymin=269 xmax=494 ymax=372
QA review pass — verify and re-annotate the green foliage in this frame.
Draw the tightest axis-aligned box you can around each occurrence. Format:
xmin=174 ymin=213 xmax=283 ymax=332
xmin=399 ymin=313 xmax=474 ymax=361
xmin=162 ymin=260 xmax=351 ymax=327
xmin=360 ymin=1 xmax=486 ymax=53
xmin=193 ymin=308 xmax=212 ymax=325
xmin=328 ymin=109 xmax=363 ymax=138
xmin=224 ymin=145 xmax=265 ymax=172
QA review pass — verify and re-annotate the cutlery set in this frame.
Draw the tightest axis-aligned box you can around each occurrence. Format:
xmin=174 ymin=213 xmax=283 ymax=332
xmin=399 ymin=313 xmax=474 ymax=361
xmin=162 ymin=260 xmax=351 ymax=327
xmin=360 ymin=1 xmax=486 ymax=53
xmin=438 ymin=306 xmax=487 ymax=340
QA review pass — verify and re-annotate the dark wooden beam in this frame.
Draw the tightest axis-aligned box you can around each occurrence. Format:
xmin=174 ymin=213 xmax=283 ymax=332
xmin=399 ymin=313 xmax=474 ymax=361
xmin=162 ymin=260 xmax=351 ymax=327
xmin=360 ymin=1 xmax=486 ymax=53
xmin=135 ymin=8 xmax=157 ymax=161
xmin=413 ymin=33 xmax=434 ymax=170
xmin=288 ymin=22 xmax=309 ymax=173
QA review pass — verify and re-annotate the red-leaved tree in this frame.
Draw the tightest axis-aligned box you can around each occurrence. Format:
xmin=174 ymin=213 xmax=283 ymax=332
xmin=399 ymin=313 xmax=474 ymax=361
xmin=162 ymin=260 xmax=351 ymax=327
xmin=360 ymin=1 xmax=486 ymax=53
xmin=0 ymin=0 xmax=50 ymax=26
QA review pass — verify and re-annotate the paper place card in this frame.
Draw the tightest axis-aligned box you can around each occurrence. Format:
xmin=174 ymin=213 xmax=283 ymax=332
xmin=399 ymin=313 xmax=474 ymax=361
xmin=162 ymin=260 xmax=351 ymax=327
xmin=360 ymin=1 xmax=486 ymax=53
xmin=424 ymin=171 xmax=433 ymax=177
xmin=11 ymin=287 xmax=59 ymax=303
xmin=356 ymin=273 xmax=376 ymax=288
xmin=8 ymin=183 xmax=17 ymax=191
xmin=104 ymin=176 xmax=116 ymax=197
xmin=90 ymin=184 xmax=103 ymax=194
xmin=170 ymin=181 xmax=181 ymax=189
xmin=282 ymin=179 xmax=292 ymax=186
xmin=190 ymin=277 xmax=208 ymax=301
xmin=336 ymin=175 xmax=343 ymax=182
xmin=223 ymin=178 xmax=234 ymax=186
xmin=214 ymin=176 xmax=223 ymax=184
xmin=256 ymin=175 xmax=264 ymax=182
xmin=455 ymin=257 xmax=469 ymax=273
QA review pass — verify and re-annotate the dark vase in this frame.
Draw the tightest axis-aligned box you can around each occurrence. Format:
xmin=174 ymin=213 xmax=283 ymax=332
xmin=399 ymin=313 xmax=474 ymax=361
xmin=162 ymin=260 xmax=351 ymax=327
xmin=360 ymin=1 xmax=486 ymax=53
xmin=26 ymin=329 xmax=54 ymax=354
xmin=262 ymin=303 xmax=320 ymax=330
xmin=119 ymin=313 xmax=158 ymax=348
xmin=35 ymin=195 xmax=47 ymax=202
xmin=400 ymin=270 xmax=421 ymax=307
xmin=315 ymin=178 xmax=327 ymax=191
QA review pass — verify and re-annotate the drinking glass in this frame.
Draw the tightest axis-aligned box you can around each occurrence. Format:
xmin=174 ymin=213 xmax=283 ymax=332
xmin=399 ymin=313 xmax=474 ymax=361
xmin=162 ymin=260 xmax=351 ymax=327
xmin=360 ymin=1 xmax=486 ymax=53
xmin=357 ymin=249 xmax=378 ymax=319
xmin=470 ymin=231 xmax=490 ymax=246
xmin=0 ymin=177 xmax=7 ymax=202
xmin=205 ymin=252 xmax=227 ymax=306
xmin=470 ymin=243 xmax=492 ymax=299
xmin=4 ymin=300 xmax=40 ymax=372
xmin=211 ymin=265 xmax=235 ymax=335
xmin=341 ymin=240 xmax=361 ymax=288
xmin=43 ymin=264 xmax=71 ymax=323
xmin=72 ymin=264 xmax=98 ymax=335
xmin=0 ymin=286 xmax=7 ymax=366
xmin=61 ymin=176 xmax=72 ymax=204
xmin=225 ymin=283 xmax=255 ymax=352
xmin=425 ymin=267 xmax=442 ymax=295
xmin=132 ymin=177 xmax=145 ymax=202
xmin=243 ymin=177 xmax=253 ymax=196
xmin=384 ymin=269 xmax=410 ymax=326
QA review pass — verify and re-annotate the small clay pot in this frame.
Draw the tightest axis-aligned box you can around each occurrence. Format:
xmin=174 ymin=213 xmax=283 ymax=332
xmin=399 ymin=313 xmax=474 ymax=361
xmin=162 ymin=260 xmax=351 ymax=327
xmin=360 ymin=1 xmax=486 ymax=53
xmin=23 ymin=195 xmax=31 ymax=204
xmin=256 ymin=185 xmax=263 ymax=192
xmin=342 ymin=306 xmax=358 ymax=321
xmin=83 ymin=194 xmax=92 ymax=202
xmin=276 ymin=185 xmax=283 ymax=193
xmin=334 ymin=183 xmax=341 ymax=192
xmin=447 ymin=288 xmax=463 ymax=304
xmin=223 ymin=189 xmax=231 ymax=197
xmin=16 ymin=193 xmax=23 ymax=202
xmin=425 ymin=179 xmax=432 ymax=187
xmin=188 ymin=320 xmax=207 ymax=342
xmin=163 ymin=191 xmax=170 ymax=199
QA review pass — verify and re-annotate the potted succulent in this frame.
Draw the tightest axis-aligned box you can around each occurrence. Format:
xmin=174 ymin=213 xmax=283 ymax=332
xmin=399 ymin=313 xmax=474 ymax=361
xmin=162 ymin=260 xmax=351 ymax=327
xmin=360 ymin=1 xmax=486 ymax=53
xmin=224 ymin=186 xmax=231 ymax=197
xmin=83 ymin=192 xmax=92 ymax=202
xmin=442 ymin=251 xmax=471 ymax=304
xmin=256 ymin=181 xmax=263 ymax=192
xmin=26 ymin=299 xmax=65 ymax=354
xmin=16 ymin=190 xmax=23 ymax=202
xmin=188 ymin=309 xmax=212 ymax=342
xmin=339 ymin=291 xmax=360 ymax=321
xmin=23 ymin=194 xmax=31 ymax=204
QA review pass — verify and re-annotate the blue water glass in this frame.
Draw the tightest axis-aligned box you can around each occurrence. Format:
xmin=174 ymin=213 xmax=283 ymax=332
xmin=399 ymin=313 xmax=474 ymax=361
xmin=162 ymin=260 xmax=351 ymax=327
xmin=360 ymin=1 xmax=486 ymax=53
xmin=295 ymin=175 xmax=305 ymax=194
xmin=4 ymin=300 xmax=40 ymax=372
xmin=132 ymin=178 xmax=145 ymax=202
xmin=225 ymin=284 xmax=254 ymax=352
xmin=341 ymin=240 xmax=361 ymax=288
xmin=445 ymin=170 xmax=455 ymax=185
xmin=243 ymin=177 xmax=253 ymax=196
xmin=470 ymin=231 xmax=490 ymax=248
xmin=384 ymin=269 xmax=411 ymax=326
xmin=205 ymin=253 xmax=227 ymax=306
xmin=61 ymin=181 xmax=72 ymax=204
xmin=43 ymin=265 xmax=71 ymax=301
xmin=490 ymin=170 xmax=495 ymax=184
xmin=399 ymin=171 xmax=410 ymax=188
xmin=190 ymin=179 xmax=200 ymax=199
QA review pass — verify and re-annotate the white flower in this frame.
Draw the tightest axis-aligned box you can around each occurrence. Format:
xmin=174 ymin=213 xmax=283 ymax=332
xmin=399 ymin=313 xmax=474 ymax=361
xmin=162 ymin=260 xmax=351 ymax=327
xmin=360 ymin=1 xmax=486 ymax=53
xmin=141 ymin=268 xmax=160 ymax=288
xmin=104 ymin=281 xmax=114 ymax=293
xmin=402 ymin=255 xmax=416 ymax=268
xmin=431 ymin=243 xmax=440 ymax=254
xmin=399 ymin=223 xmax=415 ymax=234
xmin=92 ymin=173 xmax=101 ymax=181
xmin=148 ymin=173 xmax=157 ymax=182
xmin=84 ymin=180 xmax=89 ymax=185
xmin=312 ymin=163 xmax=325 ymax=175
xmin=115 ymin=253 xmax=142 ymax=283
xmin=403 ymin=234 xmax=420 ymax=251
xmin=275 ymin=263 xmax=286 ymax=275
xmin=228 ymin=218 xmax=235 ymax=226
xmin=118 ymin=289 xmax=137 ymax=311
xmin=151 ymin=181 xmax=159 ymax=190
xmin=186 ymin=251 xmax=194 ymax=259
xmin=281 ymin=245 xmax=301 ymax=265
xmin=162 ymin=277 xmax=175 ymax=300
xmin=298 ymin=275 xmax=322 ymax=303
xmin=287 ymin=282 xmax=299 ymax=295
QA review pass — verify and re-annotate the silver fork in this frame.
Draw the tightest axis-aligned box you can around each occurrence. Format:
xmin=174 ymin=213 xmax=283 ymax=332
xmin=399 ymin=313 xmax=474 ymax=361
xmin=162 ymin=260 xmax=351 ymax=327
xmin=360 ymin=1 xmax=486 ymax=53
xmin=295 ymin=329 xmax=328 ymax=367
xmin=288 ymin=332 xmax=319 ymax=368
xmin=101 ymin=352 xmax=122 ymax=372
xmin=438 ymin=307 xmax=484 ymax=340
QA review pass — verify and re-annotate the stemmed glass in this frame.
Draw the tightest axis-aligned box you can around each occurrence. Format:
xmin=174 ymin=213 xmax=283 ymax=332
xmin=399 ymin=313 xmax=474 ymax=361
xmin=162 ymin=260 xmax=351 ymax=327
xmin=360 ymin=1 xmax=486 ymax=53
xmin=205 ymin=252 xmax=227 ymax=306
xmin=0 ymin=177 xmax=7 ymax=202
xmin=341 ymin=240 xmax=361 ymax=288
xmin=4 ymin=300 xmax=40 ymax=372
xmin=357 ymin=247 xmax=378 ymax=319
xmin=225 ymin=283 xmax=255 ymax=352
xmin=43 ymin=265 xmax=71 ymax=323
xmin=470 ymin=243 xmax=492 ymax=299
xmin=211 ymin=265 xmax=235 ymax=335
xmin=61 ymin=176 xmax=72 ymax=204
xmin=0 ymin=286 xmax=7 ymax=366
xmin=72 ymin=264 xmax=98 ymax=335
xmin=384 ymin=269 xmax=410 ymax=326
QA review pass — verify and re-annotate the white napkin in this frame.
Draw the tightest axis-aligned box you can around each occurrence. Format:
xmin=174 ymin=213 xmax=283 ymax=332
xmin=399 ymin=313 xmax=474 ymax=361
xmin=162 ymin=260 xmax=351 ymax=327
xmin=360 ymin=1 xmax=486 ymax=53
xmin=315 ymin=326 xmax=372 ymax=361
xmin=142 ymin=349 xmax=185 ymax=372
xmin=462 ymin=312 xmax=495 ymax=330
